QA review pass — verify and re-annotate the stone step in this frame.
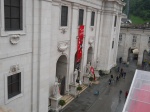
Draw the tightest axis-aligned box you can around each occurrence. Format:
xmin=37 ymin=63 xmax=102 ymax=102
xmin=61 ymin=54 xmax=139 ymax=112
xmin=60 ymin=84 xmax=88 ymax=109
xmin=61 ymin=95 xmax=74 ymax=109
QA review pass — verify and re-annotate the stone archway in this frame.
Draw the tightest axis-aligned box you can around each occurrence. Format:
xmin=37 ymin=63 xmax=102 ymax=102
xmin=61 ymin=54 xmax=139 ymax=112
xmin=87 ymin=47 xmax=93 ymax=65
xmin=143 ymin=50 xmax=149 ymax=61
xmin=56 ymin=55 xmax=67 ymax=95
xmin=128 ymin=48 xmax=139 ymax=64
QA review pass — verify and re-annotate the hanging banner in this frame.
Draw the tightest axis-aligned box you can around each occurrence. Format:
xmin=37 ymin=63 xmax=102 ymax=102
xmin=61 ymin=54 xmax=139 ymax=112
xmin=90 ymin=66 xmax=96 ymax=81
xmin=76 ymin=25 xmax=84 ymax=63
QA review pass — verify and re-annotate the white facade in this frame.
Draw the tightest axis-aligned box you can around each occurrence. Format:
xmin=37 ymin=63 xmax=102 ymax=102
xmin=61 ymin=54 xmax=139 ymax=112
xmin=118 ymin=28 xmax=150 ymax=65
xmin=0 ymin=0 xmax=124 ymax=112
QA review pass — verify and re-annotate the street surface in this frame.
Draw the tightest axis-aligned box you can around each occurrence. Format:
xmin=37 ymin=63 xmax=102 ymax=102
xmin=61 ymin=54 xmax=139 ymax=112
xmin=62 ymin=61 xmax=150 ymax=112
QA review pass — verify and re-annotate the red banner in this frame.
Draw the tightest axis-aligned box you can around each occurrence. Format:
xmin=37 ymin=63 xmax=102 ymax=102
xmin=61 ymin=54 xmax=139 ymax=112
xmin=90 ymin=66 xmax=96 ymax=80
xmin=76 ymin=25 xmax=84 ymax=63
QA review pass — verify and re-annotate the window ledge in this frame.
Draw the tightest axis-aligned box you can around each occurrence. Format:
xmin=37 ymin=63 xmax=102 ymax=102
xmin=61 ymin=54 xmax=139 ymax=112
xmin=5 ymin=93 xmax=23 ymax=104
xmin=0 ymin=28 xmax=26 ymax=37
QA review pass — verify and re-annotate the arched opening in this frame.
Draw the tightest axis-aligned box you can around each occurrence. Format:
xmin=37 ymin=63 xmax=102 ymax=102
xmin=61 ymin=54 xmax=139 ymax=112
xmin=87 ymin=47 xmax=93 ymax=65
xmin=142 ymin=50 xmax=150 ymax=67
xmin=127 ymin=47 xmax=139 ymax=64
xmin=143 ymin=50 xmax=149 ymax=61
xmin=56 ymin=55 xmax=67 ymax=95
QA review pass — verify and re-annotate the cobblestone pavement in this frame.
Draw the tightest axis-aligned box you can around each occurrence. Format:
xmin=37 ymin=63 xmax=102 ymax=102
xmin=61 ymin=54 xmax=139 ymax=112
xmin=62 ymin=61 xmax=150 ymax=112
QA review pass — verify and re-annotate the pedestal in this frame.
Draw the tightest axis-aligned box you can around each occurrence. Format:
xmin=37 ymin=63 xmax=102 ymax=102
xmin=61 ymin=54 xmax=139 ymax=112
xmin=94 ymin=70 xmax=100 ymax=78
xmin=49 ymin=95 xmax=62 ymax=112
xmin=70 ymin=83 xmax=78 ymax=97
xmin=83 ymin=75 xmax=90 ymax=85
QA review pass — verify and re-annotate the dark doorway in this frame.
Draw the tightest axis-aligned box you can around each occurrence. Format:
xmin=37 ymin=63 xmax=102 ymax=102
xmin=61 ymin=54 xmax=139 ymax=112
xmin=56 ymin=55 xmax=67 ymax=95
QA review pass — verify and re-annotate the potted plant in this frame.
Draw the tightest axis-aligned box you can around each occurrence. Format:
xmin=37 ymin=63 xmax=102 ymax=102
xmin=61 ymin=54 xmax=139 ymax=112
xmin=89 ymin=76 xmax=94 ymax=87
xmin=89 ymin=76 xmax=94 ymax=81
xmin=59 ymin=100 xmax=66 ymax=110
xmin=76 ymin=86 xmax=82 ymax=97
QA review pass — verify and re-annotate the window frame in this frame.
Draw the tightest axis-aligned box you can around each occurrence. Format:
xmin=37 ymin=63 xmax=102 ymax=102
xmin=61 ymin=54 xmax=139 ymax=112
xmin=60 ymin=5 xmax=68 ymax=27
xmin=78 ymin=9 xmax=84 ymax=26
xmin=112 ymin=40 xmax=114 ymax=49
xmin=114 ymin=15 xmax=117 ymax=27
xmin=4 ymin=0 xmax=23 ymax=31
xmin=133 ymin=35 xmax=137 ymax=43
xmin=0 ymin=0 xmax=26 ymax=37
xmin=59 ymin=2 xmax=71 ymax=29
xmin=91 ymin=11 xmax=95 ymax=26
xmin=4 ymin=69 xmax=24 ymax=104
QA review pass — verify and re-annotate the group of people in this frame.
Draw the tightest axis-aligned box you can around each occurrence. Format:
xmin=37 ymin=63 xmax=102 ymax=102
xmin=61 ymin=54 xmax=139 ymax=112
xmin=108 ymin=67 xmax=127 ymax=85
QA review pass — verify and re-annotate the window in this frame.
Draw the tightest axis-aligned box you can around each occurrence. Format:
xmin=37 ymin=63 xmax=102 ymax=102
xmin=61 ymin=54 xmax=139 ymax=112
xmin=114 ymin=16 xmax=117 ymax=27
xmin=91 ymin=11 xmax=95 ymax=26
xmin=148 ymin=37 xmax=150 ymax=42
xmin=8 ymin=72 xmax=21 ymax=99
xmin=4 ymin=0 xmax=22 ymax=31
xmin=119 ymin=34 xmax=122 ymax=41
xmin=78 ymin=9 xmax=84 ymax=26
xmin=133 ymin=36 xmax=137 ymax=42
xmin=112 ymin=41 xmax=114 ymax=49
xmin=61 ymin=6 xmax=68 ymax=26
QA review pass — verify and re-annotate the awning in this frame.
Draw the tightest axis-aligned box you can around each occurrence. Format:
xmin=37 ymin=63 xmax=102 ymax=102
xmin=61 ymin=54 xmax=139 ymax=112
xmin=132 ymin=49 xmax=139 ymax=54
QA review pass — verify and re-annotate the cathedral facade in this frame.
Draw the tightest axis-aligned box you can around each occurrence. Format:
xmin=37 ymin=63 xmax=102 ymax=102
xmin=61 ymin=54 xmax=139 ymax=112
xmin=0 ymin=0 xmax=124 ymax=112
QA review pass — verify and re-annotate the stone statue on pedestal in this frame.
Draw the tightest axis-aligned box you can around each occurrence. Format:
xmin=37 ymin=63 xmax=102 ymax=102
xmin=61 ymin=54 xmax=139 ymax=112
xmin=73 ymin=69 xmax=78 ymax=85
xmin=53 ymin=82 xmax=61 ymax=98
xmin=86 ymin=62 xmax=91 ymax=75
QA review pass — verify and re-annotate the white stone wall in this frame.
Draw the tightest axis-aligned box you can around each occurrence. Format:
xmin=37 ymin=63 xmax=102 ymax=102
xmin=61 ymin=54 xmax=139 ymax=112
xmin=0 ymin=0 xmax=124 ymax=112
xmin=0 ymin=0 xmax=33 ymax=112
xmin=118 ymin=28 xmax=150 ymax=65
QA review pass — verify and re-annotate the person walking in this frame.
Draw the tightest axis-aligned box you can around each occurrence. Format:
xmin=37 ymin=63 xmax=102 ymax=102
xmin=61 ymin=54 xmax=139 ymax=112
xmin=119 ymin=90 xmax=122 ymax=99
xmin=125 ymin=91 xmax=128 ymax=100
xmin=123 ymin=72 xmax=126 ymax=79
xmin=108 ymin=79 xmax=111 ymax=85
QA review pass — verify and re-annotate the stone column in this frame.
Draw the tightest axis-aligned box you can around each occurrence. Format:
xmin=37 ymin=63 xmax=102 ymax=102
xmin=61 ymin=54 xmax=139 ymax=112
xmin=68 ymin=3 xmax=79 ymax=84
xmin=123 ymin=33 xmax=131 ymax=62
xmin=113 ymin=14 xmax=122 ymax=66
xmin=97 ymin=11 xmax=114 ymax=72
xmin=81 ymin=7 xmax=91 ymax=81
xmin=35 ymin=0 xmax=52 ymax=112
xmin=93 ymin=10 xmax=101 ymax=69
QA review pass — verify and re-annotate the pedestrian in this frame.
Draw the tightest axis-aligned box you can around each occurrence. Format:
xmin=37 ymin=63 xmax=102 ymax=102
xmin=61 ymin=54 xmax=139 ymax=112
xmin=120 ymin=68 xmax=124 ymax=77
xmin=117 ymin=66 xmax=120 ymax=72
xmin=120 ymin=68 xmax=123 ymax=73
xmin=119 ymin=90 xmax=122 ymax=99
xmin=123 ymin=72 xmax=126 ymax=79
xmin=125 ymin=91 xmax=128 ymax=100
xmin=108 ymin=79 xmax=111 ymax=85
xmin=119 ymin=57 xmax=122 ymax=64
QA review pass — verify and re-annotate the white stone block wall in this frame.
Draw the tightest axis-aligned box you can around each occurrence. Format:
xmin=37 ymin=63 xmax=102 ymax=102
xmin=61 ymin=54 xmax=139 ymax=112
xmin=0 ymin=0 xmax=125 ymax=112
xmin=118 ymin=28 xmax=150 ymax=65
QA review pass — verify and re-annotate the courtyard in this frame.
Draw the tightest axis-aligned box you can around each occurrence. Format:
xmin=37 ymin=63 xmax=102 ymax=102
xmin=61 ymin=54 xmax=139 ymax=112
xmin=61 ymin=61 xmax=150 ymax=112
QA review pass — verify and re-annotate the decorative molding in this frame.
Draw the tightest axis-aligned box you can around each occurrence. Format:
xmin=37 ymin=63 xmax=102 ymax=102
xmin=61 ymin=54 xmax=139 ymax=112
xmin=10 ymin=35 xmax=20 ymax=45
xmin=91 ymin=27 xmax=94 ymax=31
xmin=88 ymin=37 xmax=94 ymax=46
xmin=9 ymin=64 xmax=20 ymax=73
xmin=57 ymin=41 xmax=69 ymax=53
xmin=61 ymin=28 xmax=67 ymax=34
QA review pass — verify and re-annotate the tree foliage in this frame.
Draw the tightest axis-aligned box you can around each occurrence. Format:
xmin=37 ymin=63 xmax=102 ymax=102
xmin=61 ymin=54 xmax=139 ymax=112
xmin=124 ymin=0 xmax=150 ymax=20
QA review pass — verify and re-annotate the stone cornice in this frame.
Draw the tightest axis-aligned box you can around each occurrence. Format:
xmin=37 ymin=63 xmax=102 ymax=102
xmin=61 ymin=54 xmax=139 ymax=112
xmin=106 ymin=0 xmax=126 ymax=6
xmin=40 ymin=0 xmax=52 ymax=2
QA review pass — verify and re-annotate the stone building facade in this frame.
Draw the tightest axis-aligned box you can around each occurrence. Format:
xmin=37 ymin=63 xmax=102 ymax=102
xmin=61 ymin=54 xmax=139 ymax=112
xmin=118 ymin=27 xmax=150 ymax=65
xmin=0 ymin=0 xmax=124 ymax=112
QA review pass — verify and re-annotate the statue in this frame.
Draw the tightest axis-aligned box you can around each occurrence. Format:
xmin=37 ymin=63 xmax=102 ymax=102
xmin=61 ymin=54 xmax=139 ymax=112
xmin=73 ymin=69 xmax=78 ymax=85
xmin=86 ymin=62 xmax=91 ymax=75
xmin=53 ymin=82 xmax=61 ymax=98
